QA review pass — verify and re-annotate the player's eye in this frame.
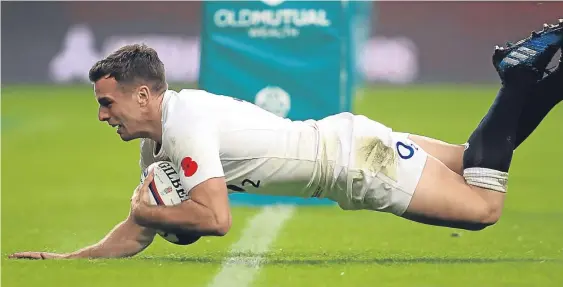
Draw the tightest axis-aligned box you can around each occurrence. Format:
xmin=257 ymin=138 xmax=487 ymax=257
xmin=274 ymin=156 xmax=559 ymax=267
xmin=99 ymin=99 xmax=113 ymax=108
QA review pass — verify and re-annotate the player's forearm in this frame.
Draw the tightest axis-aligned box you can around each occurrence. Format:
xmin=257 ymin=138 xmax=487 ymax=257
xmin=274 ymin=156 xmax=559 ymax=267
xmin=64 ymin=240 xmax=144 ymax=259
xmin=64 ymin=220 xmax=154 ymax=259
xmin=135 ymin=200 xmax=228 ymax=236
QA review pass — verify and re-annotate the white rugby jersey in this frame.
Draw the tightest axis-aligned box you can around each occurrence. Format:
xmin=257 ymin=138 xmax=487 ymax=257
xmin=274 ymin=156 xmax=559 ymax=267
xmin=139 ymin=89 xmax=395 ymax=204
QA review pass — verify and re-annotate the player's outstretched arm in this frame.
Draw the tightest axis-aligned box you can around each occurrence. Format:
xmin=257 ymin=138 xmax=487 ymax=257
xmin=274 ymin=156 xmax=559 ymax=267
xmin=8 ymin=213 xmax=157 ymax=260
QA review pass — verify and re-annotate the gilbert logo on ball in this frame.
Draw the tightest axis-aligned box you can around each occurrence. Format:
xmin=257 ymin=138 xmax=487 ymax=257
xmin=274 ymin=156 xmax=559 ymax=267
xmin=255 ymin=86 xmax=291 ymax=118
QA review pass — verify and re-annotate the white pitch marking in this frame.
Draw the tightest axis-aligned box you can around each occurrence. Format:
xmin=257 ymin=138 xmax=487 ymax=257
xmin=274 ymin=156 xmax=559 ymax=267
xmin=208 ymin=205 xmax=296 ymax=287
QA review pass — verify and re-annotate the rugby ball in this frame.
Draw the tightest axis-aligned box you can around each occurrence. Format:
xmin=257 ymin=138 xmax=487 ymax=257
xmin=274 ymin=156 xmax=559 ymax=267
xmin=141 ymin=161 xmax=201 ymax=245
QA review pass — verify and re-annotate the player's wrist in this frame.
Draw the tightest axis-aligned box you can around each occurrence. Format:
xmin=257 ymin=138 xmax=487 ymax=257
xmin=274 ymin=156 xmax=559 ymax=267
xmin=60 ymin=253 xmax=74 ymax=259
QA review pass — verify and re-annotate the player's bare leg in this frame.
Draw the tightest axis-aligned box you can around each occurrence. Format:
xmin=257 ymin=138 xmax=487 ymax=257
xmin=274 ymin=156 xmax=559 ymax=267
xmin=407 ymin=135 xmax=465 ymax=175
xmin=401 ymin=21 xmax=563 ymax=230
xmin=402 ymin=155 xmax=506 ymax=230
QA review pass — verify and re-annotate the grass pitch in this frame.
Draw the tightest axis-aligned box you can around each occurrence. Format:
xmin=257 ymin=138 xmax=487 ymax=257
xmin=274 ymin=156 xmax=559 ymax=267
xmin=2 ymin=84 xmax=562 ymax=287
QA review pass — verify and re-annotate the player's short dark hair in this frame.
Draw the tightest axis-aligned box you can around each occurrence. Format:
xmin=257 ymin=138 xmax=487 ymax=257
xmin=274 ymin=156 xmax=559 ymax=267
xmin=88 ymin=44 xmax=167 ymax=93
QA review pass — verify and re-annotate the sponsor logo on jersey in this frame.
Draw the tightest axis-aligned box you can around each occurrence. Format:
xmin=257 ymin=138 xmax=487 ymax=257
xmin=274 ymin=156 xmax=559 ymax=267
xmin=180 ymin=157 xmax=199 ymax=177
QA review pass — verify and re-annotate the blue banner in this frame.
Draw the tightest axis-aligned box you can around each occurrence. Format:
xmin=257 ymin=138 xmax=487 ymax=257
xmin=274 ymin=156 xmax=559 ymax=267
xmin=199 ymin=0 xmax=371 ymax=205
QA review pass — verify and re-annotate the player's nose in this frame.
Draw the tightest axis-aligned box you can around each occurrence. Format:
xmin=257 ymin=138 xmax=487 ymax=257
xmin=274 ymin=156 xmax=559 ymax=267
xmin=98 ymin=107 xmax=110 ymax=122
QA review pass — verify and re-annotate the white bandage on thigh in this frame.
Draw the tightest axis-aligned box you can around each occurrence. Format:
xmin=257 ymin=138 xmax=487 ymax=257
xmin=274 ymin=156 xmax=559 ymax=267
xmin=463 ymin=167 xmax=508 ymax=193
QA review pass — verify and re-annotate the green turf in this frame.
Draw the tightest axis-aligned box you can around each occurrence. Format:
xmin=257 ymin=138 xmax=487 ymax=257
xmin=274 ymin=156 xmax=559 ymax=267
xmin=2 ymin=84 xmax=562 ymax=287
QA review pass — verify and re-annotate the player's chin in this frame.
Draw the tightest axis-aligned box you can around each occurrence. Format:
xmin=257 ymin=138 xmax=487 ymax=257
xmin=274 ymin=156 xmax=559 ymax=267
xmin=119 ymin=130 xmax=144 ymax=142
xmin=118 ymin=132 xmax=135 ymax=142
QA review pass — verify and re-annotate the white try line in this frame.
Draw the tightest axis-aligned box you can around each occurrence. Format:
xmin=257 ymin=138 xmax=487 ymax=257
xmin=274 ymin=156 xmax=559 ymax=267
xmin=208 ymin=205 xmax=296 ymax=287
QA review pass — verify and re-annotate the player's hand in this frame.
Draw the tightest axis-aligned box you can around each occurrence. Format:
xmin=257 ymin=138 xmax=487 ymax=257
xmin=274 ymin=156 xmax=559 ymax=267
xmin=8 ymin=252 xmax=67 ymax=260
xmin=130 ymin=171 xmax=154 ymax=223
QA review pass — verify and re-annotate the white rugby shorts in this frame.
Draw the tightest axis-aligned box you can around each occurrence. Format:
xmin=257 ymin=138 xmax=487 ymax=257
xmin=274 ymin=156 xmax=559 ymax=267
xmin=338 ymin=122 xmax=428 ymax=216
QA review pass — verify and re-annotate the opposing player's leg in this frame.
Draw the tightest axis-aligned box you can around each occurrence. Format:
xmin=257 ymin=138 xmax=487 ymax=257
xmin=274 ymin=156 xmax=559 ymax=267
xmin=400 ymin=21 xmax=563 ymax=230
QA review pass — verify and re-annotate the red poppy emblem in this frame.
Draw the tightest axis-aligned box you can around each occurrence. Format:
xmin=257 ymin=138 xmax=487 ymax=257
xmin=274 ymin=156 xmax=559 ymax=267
xmin=181 ymin=157 xmax=198 ymax=177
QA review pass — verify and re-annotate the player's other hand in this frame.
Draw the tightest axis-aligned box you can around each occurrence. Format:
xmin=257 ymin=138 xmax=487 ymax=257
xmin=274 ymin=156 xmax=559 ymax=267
xmin=130 ymin=171 xmax=154 ymax=223
xmin=8 ymin=252 xmax=67 ymax=260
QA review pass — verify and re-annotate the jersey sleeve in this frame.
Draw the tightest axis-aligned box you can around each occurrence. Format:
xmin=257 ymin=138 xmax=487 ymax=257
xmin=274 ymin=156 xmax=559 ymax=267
xmin=162 ymin=120 xmax=224 ymax=194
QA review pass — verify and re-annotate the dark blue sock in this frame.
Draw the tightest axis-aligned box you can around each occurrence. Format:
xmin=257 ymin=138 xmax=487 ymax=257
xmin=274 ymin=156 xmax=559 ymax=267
xmin=463 ymin=71 xmax=537 ymax=173
xmin=515 ymin=71 xmax=563 ymax=149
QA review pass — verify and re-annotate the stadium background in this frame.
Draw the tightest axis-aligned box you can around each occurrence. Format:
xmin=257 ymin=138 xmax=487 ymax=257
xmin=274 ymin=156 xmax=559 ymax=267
xmin=4 ymin=1 xmax=563 ymax=84
xmin=2 ymin=1 xmax=562 ymax=287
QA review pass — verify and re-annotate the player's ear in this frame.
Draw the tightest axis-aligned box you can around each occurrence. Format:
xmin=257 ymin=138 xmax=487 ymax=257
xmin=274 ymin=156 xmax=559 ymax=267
xmin=137 ymin=85 xmax=150 ymax=107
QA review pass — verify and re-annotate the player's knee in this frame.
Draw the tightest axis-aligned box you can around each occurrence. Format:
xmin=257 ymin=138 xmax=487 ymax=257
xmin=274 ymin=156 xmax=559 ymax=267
xmin=467 ymin=204 xmax=502 ymax=231
xmin=480 ymin=213 xmax=501 ymax=229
